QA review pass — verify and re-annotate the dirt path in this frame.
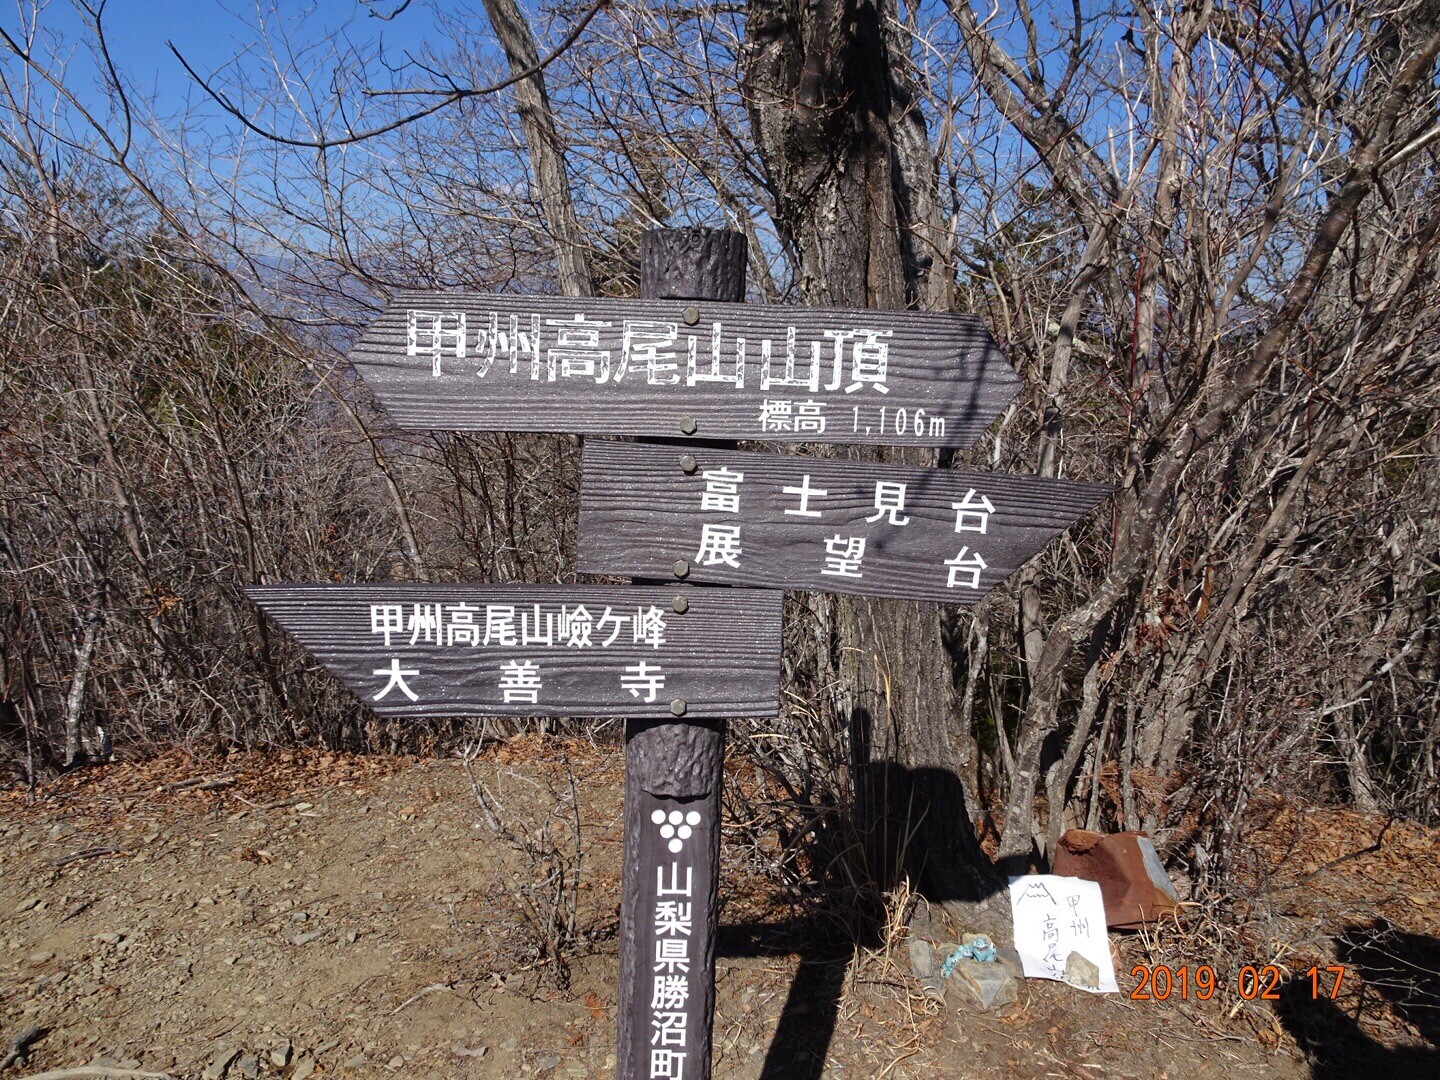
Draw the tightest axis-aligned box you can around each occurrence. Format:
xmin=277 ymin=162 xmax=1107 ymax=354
xmin=2 ymin=743 xmax=1431 ymax=1078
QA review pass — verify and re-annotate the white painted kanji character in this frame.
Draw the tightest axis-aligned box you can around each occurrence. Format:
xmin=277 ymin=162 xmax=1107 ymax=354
xmin=648 ymin=1048 xmax=687 ymax=1078
xmin=470 ymin=311 xmax=500 ymax=377
xmin=597 ymin=606 xmax=632 ymax=647
xmin=370 ymin=604 xmax=403 ymax=648
xmin=952 ymin=488 xmax=995 ymax=533
xmin=687 ymin=323 xmax=744 ymax=388
xmin=617 ymin=319 xmax=679 ymax=384
xmin=372 ymin=658 xmax=419 ymax=702
xmin=845 ymin=328 xmax=892 ymax=393
xmin=793 ymin=399 xmax=826 ymax=434
xmin=782 ymin=474 xmax=826 ymax=518
xmin=821 ymin=535 xmax=866 ymax=578
xmin=483 ymin=605 xmax=517 ymax=646
xmin=761 ymin=326 xmax=820 ymax=391
xmin=821 ymin=328 xmax=860 ymax=391
xmin=654 ymin=901 xmax=693 ymax=936
xmin=634 ymin=606 xmax=667 ymax=648
xmin=503 ymin=313 xmax=542 ymax=380
xmin=498 ymin=659 xmax=541 ymax=704
xmin=406 ymin=603 xmax=442 ymax=645
xmin=700 ymin=467 xmax=744 ymax=514
xmin=653 ymin=937 xmax=691 ymax=975
xmin=546 ymin=313 xmax=613 ymax=382
xmin=657 ymin=863 xmax=693 ymax=897
xmin=520 ymin=605 xmax=554 ymax=646
xmin=651 ymin=1010 xmax=688 ymax=1047
xmin=694 ymin=524 xmax=742 ymax=568
xmin=866 ymin=481 xmax=910 ymax=525
xmin=621 ymin=661 xmax=665 ymax=703
xmin=407 ymin=309 xmax=465 ymax=377
xmin=446 ymin=602 xmax=481 ymax=646
xmin=758 ymin=398 xmax=793 ymax=433
xmin=651 ymin=975 xmax=690 ymax=1011
xmin=944 ymin=547 xmax=987 ymax=589
xmin=559 ymin=605 xmax=593 ymax=647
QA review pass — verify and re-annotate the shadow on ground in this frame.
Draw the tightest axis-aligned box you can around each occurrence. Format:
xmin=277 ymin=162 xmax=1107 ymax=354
xmin=1273 ymin=920 xmax=1440 ymax=1079
xmin=719 ymin=705 xmax=1006 ymax=1079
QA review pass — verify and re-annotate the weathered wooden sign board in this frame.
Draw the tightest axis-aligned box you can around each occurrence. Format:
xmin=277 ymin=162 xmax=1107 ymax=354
xmin=348 ymin=292 xmax=1022 ymax=446
xmin=577 ymin=442 xmax=1112 ymax=603
xmin=246 ymin=584 xmax=782 ymax=719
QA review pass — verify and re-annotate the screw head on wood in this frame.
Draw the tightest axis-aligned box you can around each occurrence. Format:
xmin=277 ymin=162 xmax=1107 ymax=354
xmin=679 ymin=453 xmax=697 ymax=474
xmin=682 ymin=305 xmax=700 ymax=326
xmin=672 ymin=560 xmax=689 ymax=579
xmin=670 ymin=698 xmax=688 ymax=717
xmin=679 ymin=416 xmax=698 ymax=435
xmin=671 ymin=595 xmax=689 ymax=614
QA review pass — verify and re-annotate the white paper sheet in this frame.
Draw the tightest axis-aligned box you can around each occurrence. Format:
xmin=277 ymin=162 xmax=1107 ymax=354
xmin=1007 ymin=874 xmax=1119 ymax=993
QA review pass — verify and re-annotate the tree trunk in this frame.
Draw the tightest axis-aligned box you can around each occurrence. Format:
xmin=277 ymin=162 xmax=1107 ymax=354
xmin=482 ymin=0 xmax=595 ymax=298
xmin=744 ymin=0 xmax=998 ymax=905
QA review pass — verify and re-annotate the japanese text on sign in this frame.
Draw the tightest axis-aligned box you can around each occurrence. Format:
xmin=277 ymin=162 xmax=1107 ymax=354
xmin=690 ymin=470 xmax=998 ymax=592
xmin=647 ymin=808 xmax=702 ymax=1078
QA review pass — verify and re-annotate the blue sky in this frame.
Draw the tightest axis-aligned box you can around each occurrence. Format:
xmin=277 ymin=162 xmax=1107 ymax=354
xmin=9 ymin=1 xmax=458 ymax=131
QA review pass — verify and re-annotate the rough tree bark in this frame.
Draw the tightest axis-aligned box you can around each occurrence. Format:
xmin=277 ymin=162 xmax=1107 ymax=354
xmin=482 ymin=0 xmax=595 ymax=297
xmin=744 ymin=0 xmax=999 ymax=906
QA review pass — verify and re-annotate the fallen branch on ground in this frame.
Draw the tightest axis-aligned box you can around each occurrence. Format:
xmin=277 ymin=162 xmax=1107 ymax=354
xmin=160 ymin=773 xmax=235 ymax=793
xmin=52 ymin=846 xmax=120 ymax=868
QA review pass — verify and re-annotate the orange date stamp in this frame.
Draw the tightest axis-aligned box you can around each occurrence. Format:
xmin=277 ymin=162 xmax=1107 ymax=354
xmin=1128 ymin=964 xmax=1346 ymax=1001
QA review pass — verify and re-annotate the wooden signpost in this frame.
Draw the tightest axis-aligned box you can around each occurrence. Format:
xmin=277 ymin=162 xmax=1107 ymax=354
xmin=248 ymin=224 xmax=1112 ymax=1080
xmin=245 ymin=584 xmax=782 ymax=718
xmin=347 ymin=292 xmax=1021 ymax=446
xmin=578 ymin=442 xmax=1112 ymax=604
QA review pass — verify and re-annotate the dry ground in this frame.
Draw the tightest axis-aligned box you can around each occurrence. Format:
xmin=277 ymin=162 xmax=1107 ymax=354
xmin=2 ymin=740 xmax=1437 ymax=1079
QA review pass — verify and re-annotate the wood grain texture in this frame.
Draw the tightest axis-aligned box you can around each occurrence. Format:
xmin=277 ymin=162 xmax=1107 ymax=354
xmin=578 ymin=441 xmax=1113 ymax=604
xmin=615 ymin=228 xmax=744 ymax=1080
xmin=245 ymin=584 xmax=782 ymax=719
xmin=349 ymin=291 xmax=1021 ymax=446
xmin=640 ymin=228 xmax=746 ymax=302
xmin=616 ymin=725 xmax=722 ymax=1080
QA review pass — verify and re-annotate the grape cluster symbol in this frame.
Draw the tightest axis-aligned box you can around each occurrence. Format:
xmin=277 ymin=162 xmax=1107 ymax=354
xmin=652 ymin=809 xmax=702 ymax=853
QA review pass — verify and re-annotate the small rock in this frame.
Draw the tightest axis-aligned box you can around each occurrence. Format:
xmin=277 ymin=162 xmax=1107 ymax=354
xmin=49 ymin=822 xmax=74 ymax=840
xmin=26 ymin=951 xmax=54 ymax=966
xmin=535 ymin=1052 xmax=559 ymax=1070
xmin=993 ymin=945 xmax=1024 ymax=979
xmin=14 ymin=897 xmax=39 ymax=913
xmin=342 ymin=1053 xmax=366 ymax=1070
xmin=907 ymin=937 xmax=946 ymax=1002
xmin=344 ymin=930 xmax=359 ymax=944
xmin=948 ymin=958 xmax=1018 ymax=1012
xmin=499 ymin=1038 xmax=518 ymax=1052
xmin=270 ymin=1041 xmax=292 ymax=1068
xmin=202 ymin=1046 xmax=240 ymax=1080
xmin=1065 ymin=950 xmax=1100 ymax=990
xmin=290 ymin=1054 xmax=315 ymax=1080
xmin=386 ymin=1055 xmax=405 ymax=1069
xmin=236 ymin=1053 xmax=260 ymax=1078
xmin=293 ymin=930 xmax=323 ymax=946
xmin=95 ymin=933 xmax=125 ymax=946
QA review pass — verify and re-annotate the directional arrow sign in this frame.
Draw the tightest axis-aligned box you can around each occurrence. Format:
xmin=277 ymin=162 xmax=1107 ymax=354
xmin=348 ymin=292 xmax=1022 ymax=447
xmin=247 ymin=584 xmax=782 ymax=718
xmin=577 ymin=443 xmax=1112 ymax=604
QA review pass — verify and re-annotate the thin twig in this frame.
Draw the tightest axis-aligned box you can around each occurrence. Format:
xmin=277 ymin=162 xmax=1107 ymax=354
xmin=52 ymin=846 xmax=121 ymax=868
xmin=164 ymin=0 xmax=610 ymax=150
xmin=160 ymin=772 xmax=235 ymax=792
xmin=13 ymin=1069 xmax=174 ymax=1080
xmin=390 ymin=981 xmax=454 ymax=1016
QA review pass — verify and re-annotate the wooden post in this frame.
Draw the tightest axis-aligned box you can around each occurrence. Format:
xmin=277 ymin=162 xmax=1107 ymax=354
xmin=616 ymin=228 xmax=746 ymax=1080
